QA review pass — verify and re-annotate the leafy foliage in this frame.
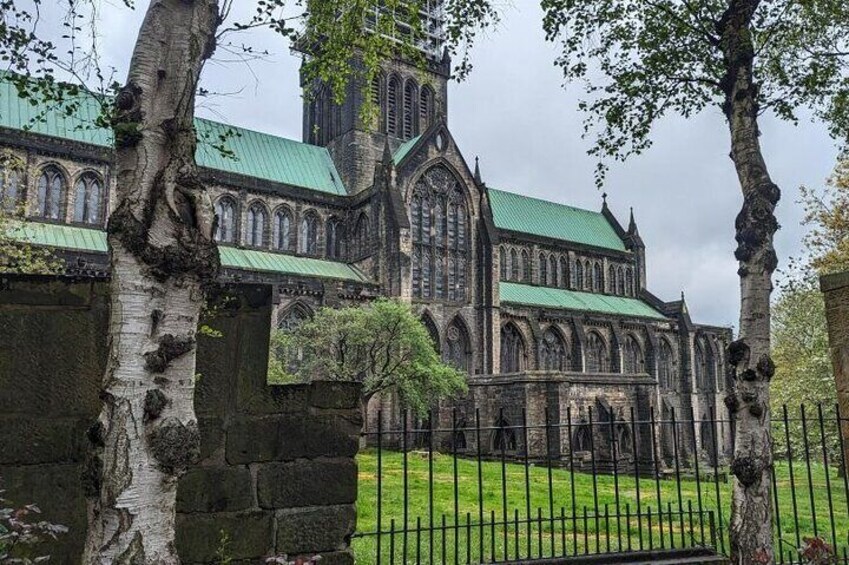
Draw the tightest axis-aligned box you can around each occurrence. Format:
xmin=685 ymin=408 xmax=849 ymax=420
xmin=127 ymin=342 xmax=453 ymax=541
xmin=798 ymin=156 xmax=849 ymax=276
xmin=0 ymin=487 xmax=67 ymax=564
xmin=771 ymin=154 xmax=849 ymax=461
xmin=536 ymin=0 xmax=849 ymax=183
xmin=268 ymin=299 xmax=467 ymax=414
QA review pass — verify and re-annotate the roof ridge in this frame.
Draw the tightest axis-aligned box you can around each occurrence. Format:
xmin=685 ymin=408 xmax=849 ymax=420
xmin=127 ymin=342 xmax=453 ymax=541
xmin=195 ymin=116 xmax=326 ymax=150
xmin=488 ymin=186 xmax=605 ymax=217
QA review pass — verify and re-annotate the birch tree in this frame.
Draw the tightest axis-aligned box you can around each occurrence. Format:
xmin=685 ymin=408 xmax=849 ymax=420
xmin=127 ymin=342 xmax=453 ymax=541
xmin=532 ymin=2 xmax=849 ymax=562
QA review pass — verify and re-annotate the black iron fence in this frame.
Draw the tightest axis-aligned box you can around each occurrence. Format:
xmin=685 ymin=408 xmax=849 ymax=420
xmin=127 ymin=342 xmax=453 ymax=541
xmin=351 ymin=403 xmax=849 ymax=564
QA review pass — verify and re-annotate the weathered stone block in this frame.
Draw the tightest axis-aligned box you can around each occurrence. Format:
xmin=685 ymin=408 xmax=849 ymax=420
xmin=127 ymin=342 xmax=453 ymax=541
xmin=176 ymin=510 xmax=273 ymax=563
xmin=197 ymin=417 xmax=224 ymax=461
xmin=276 ymin=505 xmax=355 ymax=555
xmin=285 ymin=415 xmax=360 ymax=460
xmin=176 ymin=467 xmax=253 ymax=513
xmin=309 ymin=381 xmax=361 ymax=410
xmin=225 ymin=416 xmax=284 ymax=464
xmin=256 ymin=459 xmax=357 ymax=508
xmin=226 ymin=413 xmax=360 ymax=464
xmin=0 ymin=417 xmax=86 ymax=465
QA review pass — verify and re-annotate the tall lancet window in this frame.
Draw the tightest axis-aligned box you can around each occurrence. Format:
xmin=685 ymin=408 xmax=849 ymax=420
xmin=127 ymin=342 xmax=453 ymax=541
xmin=246 ymin=202 xmax=268 ymax=247
xmin=387 ymin=76 xmax=401 ymax=136
xmin=420 ymin=86 xmax=434 ymax=131
xmin=73 ymin=173 xmax=102 ymax=225
xmin=214 ymin=196 xmax=237 ymax=243
xmin=410 ymin=165 xmax=470 ymax=302
xmin=403 ymin=79 xmax=419 ymax=139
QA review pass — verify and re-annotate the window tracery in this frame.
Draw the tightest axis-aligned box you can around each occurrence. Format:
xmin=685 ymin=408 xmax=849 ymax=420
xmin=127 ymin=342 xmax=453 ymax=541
xmin=73 ymin=173 xmax=102 ymax=225
xmin=214 ymin=197 xmax=237 ymax=243
xmin=410 ymin=165 xmax=469 ymax=302
xmin=586 ymin=331 xmax=609 ymax=373
xmin=500 ymin=323 xmax=525 ymax=373
xmin=37 ymin=166 xmax=65 ymax=220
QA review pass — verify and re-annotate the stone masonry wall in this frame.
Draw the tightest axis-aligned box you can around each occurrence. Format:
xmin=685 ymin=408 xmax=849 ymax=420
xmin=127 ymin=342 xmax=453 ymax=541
xmin=0 ymin=277 xmax=361 ymax=564
xmin=822 ymin=271 xmax=849 ymax=474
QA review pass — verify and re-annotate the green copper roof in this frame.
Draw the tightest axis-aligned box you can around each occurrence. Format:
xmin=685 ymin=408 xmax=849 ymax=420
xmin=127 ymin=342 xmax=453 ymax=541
xmin=9 ymin=221 xmax=109 ymax=253
xmin=488 ymin=188 xmax=626 ymax=251
xmin=217 ymin=246 xmax=368 ymax=282
xmin=7 ymin=221 xmax=368 ymax=282
xmin=0 ymin=77 xmax=347 ymax=195
xmin=499 ymin=281 xmax=665 ymax=319
xmin=393 ymin=135 xmax=421 ymax=164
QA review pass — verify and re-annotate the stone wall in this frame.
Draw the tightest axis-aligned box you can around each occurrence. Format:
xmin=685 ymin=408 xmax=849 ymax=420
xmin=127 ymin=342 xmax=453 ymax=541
xmin=0 ymin=277 xmax=361 ymax=564
xmin=822 ymin=271 xmax=849 ymax=472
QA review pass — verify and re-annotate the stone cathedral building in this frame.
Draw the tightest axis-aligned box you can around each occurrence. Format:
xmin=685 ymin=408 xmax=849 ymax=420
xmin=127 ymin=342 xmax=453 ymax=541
xmin=0 ymin=31 xmax=732 ymax=465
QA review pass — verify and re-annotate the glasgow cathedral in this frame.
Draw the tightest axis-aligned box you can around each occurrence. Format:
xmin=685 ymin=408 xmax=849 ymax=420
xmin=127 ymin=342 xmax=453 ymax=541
xmin=0 ymin=18 xmax=732 ymax=466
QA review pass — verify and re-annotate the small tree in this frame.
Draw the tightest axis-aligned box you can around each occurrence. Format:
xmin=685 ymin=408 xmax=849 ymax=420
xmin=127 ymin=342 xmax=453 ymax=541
xmin=269 ymin=299 xmax=467 ymax=416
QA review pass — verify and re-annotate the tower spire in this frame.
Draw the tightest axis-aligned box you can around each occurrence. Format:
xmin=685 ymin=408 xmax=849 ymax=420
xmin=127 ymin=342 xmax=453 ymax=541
xmin=474 ymin=156 xmax=482 ymax=184
xmin=601 ymin=192 xmax=608 ymax=210
xmin=382 ymin=137 xmax=393 ymax=167
xmin=628 ymin=206 xmax=638 ymax=234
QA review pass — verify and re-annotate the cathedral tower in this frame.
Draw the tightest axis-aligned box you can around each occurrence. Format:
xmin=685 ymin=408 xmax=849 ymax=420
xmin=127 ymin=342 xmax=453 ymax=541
xmin=300 ymin=4 xmax=450 ymax=194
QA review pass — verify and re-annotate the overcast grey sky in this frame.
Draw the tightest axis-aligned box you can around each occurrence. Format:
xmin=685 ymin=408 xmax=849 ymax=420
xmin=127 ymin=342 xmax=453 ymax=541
xmin=86 ymin=1 xmax=840 ymax=328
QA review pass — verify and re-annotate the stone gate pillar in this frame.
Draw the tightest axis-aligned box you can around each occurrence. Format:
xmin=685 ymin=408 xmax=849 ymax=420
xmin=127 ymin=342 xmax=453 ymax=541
xmin=821 ymin=271 xmax=849 ymax=468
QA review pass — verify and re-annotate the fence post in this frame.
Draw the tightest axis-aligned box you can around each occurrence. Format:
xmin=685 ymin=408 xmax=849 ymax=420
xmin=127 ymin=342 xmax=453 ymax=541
xmin=821 ymin=271 xmax=849 ymax=470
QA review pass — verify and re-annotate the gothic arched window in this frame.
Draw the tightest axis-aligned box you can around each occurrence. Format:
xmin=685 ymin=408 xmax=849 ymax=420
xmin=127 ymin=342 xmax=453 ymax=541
xmin=0 ymin=166 xmax=20 ymax=213
xmin=499 ymin=247 xmax=507 ymax=280
xmin=371 ymin=73 xmax=385 ymax=133
xmin=387 ymin=75 xmax=401 ymax=136
xmin=626 ymin=268 xmax=635 ymax=296
xmin=403 ymin=79 xmax=419 ymax=139
xmin=560 ymin=257 xmax=569 ymax=288
xmin=37 ymin=165 xmax=66 ymax=220
xmin=549 ymin=256 xmax=558 ymax=287
xmin=273 ymin=208 xmax=293 ymax=251
xmin=73 ymin=172 xmax=102 ymax=225
xmin=521 ymin=250 xmax=531 ymax=282
xmin=658 ymin=339 xmax=677 ymax=389
xmin=541 ymin=328 xmax=569 ymax=371
xmin=575 ymin=260 xmax=584 ymax=289
xmin=421 ymin=314 xmax=440 ymax=353
xmin=608 ymin=265 xmax=616 ymax=293
xmin=410 ymin=166 xmax=470 ymax=302
xmin=493 ymin=416 xmax=517 ymax=452
xmin=593 ymin=262 xmax=603 ymax=292
xmin=500 ymin=323 xmax=525 ymax=373
xmin=539 ymin=253 xmax=548 ymax=285
xmin=623 ymin=335 xmax=645 ymax=374
xmin=326 ymin=217 xmax=344 ymax=259
xmin=354 ymin=212 xmax=370 ymax=258
xmin=617 ymin=267 xmax=626 ymax=295
xmin=420 ymin=86 xmax=434 ymax=130
xmin=695 ymin=338 xmax=716 ymax=392
xmin=446 ymin=318 xmax=471 ymax=373
xmin=214 ymin=196 xmax=237 ymax=243
xmin=510 ymin=249 xmax=519 ymax=281
xmin=586 ymin=331 xmax=609 ymax=373
xmin=246 ymin=202 xmax=268 ymax=247
xmin=299 ymin=212 xmax=319 ymax=255
xmin=585 ymin=260 xmax=593 ymax=290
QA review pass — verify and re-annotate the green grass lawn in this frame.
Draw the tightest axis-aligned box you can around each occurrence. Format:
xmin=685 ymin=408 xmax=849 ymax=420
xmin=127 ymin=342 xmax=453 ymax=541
xmin=352 ymin=450 xmax=849 ymax=564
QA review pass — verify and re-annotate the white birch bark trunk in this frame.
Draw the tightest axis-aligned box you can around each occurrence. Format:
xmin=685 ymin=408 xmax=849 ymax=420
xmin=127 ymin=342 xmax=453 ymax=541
xmin=82 ymin=1 xmax=220 ymax=562
xmin=719 ymin=1 xmax=780 ymax=564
